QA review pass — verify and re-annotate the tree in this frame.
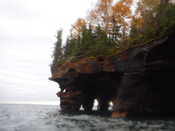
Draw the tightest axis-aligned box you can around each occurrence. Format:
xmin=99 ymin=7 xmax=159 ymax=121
xmin=87 ymin=0 xmax=113 ymax=32
xmin=51 ymin=0 xmax=175 ymax=66
xmin=87 ymin=0 xmax=133 ymax=47
xmin=129 ymin=0 xmax=175 ymax=46
xmin=111 ymin=0 xmax=133 ymax=46
xmin=51 ymin=30 xmax=63 ymax=72
xmin=70 ymin=18 xmax=87 ymax=38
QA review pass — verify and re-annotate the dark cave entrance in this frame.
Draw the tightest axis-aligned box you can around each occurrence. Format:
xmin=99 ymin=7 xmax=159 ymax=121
xmin=56 ymin=71 xmax=123 ymax=112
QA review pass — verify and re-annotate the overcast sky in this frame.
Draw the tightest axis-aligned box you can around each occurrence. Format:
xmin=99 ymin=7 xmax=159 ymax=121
xmin=0 ymin=0 xmax=97 ymax=104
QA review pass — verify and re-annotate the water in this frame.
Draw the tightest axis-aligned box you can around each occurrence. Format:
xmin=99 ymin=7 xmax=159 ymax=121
xmin=0 ymin=104 xmax=175 ymax=131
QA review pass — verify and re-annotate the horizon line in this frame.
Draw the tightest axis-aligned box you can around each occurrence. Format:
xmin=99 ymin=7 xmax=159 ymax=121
xmin=0 ymin=101 xmax=59 ymax=105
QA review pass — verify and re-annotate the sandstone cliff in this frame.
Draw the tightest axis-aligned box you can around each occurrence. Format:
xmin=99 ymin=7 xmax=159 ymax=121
xmin=50 ymin=30 xmax=175 ymax=117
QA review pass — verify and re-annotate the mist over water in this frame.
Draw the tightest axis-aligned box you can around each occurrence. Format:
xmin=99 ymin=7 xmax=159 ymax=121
xmin=0 ymin=104 xmax=175 ymax=131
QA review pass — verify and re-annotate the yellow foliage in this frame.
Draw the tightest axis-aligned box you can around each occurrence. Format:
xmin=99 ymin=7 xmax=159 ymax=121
xmin=71 ymin=18 xmax=86 ymax=38
xmin=112 ymin=0 xmax=132 ymax=29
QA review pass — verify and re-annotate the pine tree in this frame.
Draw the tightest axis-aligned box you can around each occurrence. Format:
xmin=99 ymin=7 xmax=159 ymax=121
xmin=51 ymin=30 xmax=63 ymax=72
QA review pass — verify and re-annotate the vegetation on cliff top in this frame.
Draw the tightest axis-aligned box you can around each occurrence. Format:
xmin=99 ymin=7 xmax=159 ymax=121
xmin=51 ymin=0 xmax=175 ymax=73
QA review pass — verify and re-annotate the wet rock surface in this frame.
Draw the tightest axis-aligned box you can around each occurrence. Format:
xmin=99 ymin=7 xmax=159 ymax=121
xmin=50 ymin=32 xmax=175 ymax=117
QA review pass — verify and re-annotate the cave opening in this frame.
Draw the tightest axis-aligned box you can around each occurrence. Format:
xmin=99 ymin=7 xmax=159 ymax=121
xmin=56 ymin=71 xmax=123 ymax=113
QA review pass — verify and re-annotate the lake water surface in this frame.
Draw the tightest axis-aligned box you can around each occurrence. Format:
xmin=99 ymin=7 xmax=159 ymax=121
xmin=0 ymin=104 xmax=175 ymax=131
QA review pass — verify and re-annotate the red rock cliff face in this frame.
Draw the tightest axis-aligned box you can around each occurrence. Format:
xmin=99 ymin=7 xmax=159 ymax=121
xmin=50 ymin=56 xmax=123 ymax=112
xmin=50 ymin=32 xmax=175 ymax=117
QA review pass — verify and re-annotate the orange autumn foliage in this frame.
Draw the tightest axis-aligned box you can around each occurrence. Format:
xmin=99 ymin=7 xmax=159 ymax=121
xmin=71 ymin=18 xmax=87 ymax=38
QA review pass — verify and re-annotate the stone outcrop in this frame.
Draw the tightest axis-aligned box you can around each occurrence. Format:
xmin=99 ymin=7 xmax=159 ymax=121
xmin=50 ymin=31 xmax=175 ymax=117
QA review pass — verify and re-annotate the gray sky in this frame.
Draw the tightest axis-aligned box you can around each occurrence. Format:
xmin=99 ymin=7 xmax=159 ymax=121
xmin=0 ymin=0 xmax=96 ymax=104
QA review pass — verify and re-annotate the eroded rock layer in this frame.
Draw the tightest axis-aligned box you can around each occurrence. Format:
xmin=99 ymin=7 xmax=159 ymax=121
xmin=50 ymin=32 xmax=175 ymax=117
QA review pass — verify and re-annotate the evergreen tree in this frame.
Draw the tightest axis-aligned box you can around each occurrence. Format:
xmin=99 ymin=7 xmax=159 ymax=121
xmin=51 ymin=30 xmax=63 ymax=72
xmin=51 ymin=0 xmax=175 ymax=66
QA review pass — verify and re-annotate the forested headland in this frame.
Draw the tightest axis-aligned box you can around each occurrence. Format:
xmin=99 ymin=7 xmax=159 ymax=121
xmin=51 ymin=0 xmax=175 ymax=73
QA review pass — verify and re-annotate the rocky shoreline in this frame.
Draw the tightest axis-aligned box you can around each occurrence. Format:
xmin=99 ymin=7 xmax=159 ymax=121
xmin=50 ymin=31 xmax=175 ymax=118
